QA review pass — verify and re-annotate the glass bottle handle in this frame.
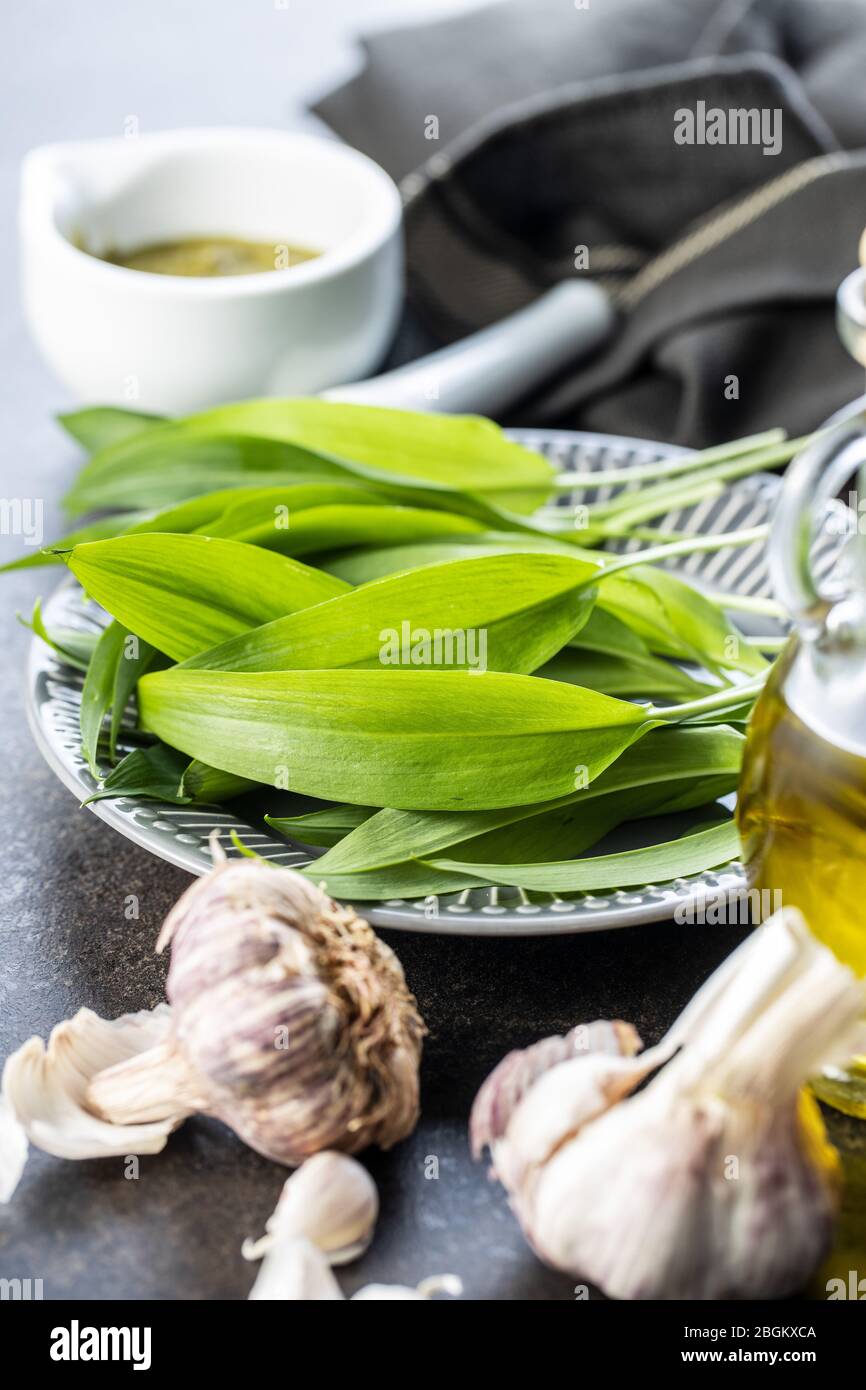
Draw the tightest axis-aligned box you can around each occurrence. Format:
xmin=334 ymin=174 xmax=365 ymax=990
xmin=770 ymin=394 xmax=866 ymax=638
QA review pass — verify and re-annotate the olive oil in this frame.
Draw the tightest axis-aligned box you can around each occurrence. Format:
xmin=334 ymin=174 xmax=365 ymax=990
xmin=737 ymin=642 xmax=866 ymax=978
xmin=101 ymin=236 xmax=319 ymax=277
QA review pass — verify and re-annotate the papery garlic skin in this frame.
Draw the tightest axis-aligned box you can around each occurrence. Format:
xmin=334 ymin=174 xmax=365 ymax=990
xmin=89 ymin=859 xmax=425 ymax=1166
xmin=474 ymin=909 xmax=866 ymax=1301
xmin=243 ymin=1151 xmax=378 ymax=1264
xmin=1 ymin=1005 xmax=180 ymax=1195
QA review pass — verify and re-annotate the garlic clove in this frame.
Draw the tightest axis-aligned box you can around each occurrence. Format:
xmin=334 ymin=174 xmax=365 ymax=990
xmin=242 ymin=1151 xmax=378 ymax=1265
xmin=491 ymin=1047 xmax=667 ymax=1194
xmin=0 ymin=1095 xmax=28 ymax=1202
xmin=248 ymin=1235 xmax=345 ymax=1301
xmin=471 ymin=1019 xmax=643 ymax=1160
xmin=2 ymin=1005 xmax=183 ymax=1165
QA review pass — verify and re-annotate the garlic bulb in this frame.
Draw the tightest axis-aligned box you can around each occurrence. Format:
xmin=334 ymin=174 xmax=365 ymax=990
xmin=87 ymin=852 xmax=425 ymax=1165
xmin=1 ymin=1004 xmax=180 ymax=1198
xmin=473 ymin=908 xmax=866 ymax=1300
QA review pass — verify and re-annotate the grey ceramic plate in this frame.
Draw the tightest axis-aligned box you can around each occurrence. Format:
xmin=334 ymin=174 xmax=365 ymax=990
xmin=26 ymin=428 xmax=846 ymax=936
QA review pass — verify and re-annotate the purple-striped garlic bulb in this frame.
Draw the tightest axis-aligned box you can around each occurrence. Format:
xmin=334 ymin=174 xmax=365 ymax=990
xmin=87 ymin=851 xmax=425 ymax=1165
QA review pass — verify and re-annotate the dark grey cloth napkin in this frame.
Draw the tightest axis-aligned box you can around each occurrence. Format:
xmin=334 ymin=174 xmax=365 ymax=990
xmin=316 ymin=0 xmax=866 ymax=446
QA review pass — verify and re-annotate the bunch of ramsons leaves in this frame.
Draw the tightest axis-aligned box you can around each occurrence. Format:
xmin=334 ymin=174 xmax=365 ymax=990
xmin=9 ymin=401 xmax=802 ymax=902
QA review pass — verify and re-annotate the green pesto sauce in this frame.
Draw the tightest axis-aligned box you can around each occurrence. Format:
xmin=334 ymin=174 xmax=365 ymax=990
xmin=101 ymin=236 xmax=320 ymax=277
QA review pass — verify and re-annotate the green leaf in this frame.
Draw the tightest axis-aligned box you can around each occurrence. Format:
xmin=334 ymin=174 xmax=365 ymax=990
xmin=67 ymin=534 xmax=349 ymax=660
xmin=320 ymin=533 xmax=582 ymax=584
xmin=63 ymin=402 xmax=555 ymax=517
xmin=179 ymin=552 xmax=603 ymax=677
xmin=541 ymin=647 xmax=713 ymax=700
xmin=138 ymin=667 xmax=661 ymax=811
xmin=22 ymin=599 xmax=98 ymax=671
xmin=83 ymin=742 xmax=191 ymax=804
xmin=6 ymin=482 xmax=404 ymax=575
xmin=267 ymin=804 xmax=375 ymax=849
xmin=302 ymin=860 xmax=491 ymax=900
xmin=567 ymin=605 xmax=650 ymax=658
xmin=109 ymin=631 xmax=158 ymax=760
xmin=598 ymin=565 xmax=768 ymax=676
xmin=312 ymin=724 xmax=744 ymax=874
xmin=0 ymin=513 xmax=152 ymax=574
xmin=62 ymin=432 xmax=349 ymax=515
xmin=79 ymin=621 xmax=136 ymax=775
xmin=58 ymin=406 xmax=163 ymax=453
xmin=309 ymin=777 xmax=736 ymax=900
xmin=429 ymin=819 xmax=741 ymax=891
xmin=84 ymin=743 xmax=255 ymax=806
xmin=319 ymin=533 xmax=762 ymax=676
xmin=178 ymin=759 xmax=256 ymax=803
xmin=232 ymin=504 xmax=485 ymax=557
xmin=182 ymin=400 xmax=556 ymax=513
xmin=417 ymin=775 xmax=733 ymax=867
xmin=195 ymin=483 xmax=401 ymax=542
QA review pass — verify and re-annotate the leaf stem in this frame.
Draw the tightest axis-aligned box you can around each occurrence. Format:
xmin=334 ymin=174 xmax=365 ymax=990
xmin=597 ymin=524 xmax=769 ymax=579
xmin=701 ymin=588 xmax=787 ymax=618
xmin=651 ymin=674 xmax=767 ymax=723
xmin=588 ymin=437 xmax=807 ymax=522
xmin=552 ymin=429 xmax=788 ymax=489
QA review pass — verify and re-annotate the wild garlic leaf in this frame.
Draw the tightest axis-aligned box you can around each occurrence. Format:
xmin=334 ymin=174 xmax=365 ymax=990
xmin=320 ymin=533 xmax=760 ymax=676
xmin=541 ymin=647 xmax=713 ymax=700
xmin=22 ymin=598 xmax=98 ymax=670
xmin=109 ymin=632 xmax=157 ymax=760
xmin=267 ymin=804 xmax=376 ymax=849
xmin=138 ymin=667 xmax=661 ymax=811
xmin=17 ymin=483 xmax=396 ymax=572
xmin=598 ymin=566 xmax=767 ymax=675
xmin=79 ymin=621 xmax=134 ymax=776
xmin=83 ymin=744 xmax=255 ymax=806
xmin=428 ymin=819 xmax=741 ymax=891
xmin=62 ymin=402 xmax=555 ymax=517
xmin=308 ymin=777 xmax=736 ymax=899
xmin=0 ymin=513 xmax=153 ymax=574
xmin=193 ymin=483 xmax=403 ymax=543
xmin=83 ymin=742 xmax=191 ymax=805
xmin=177 ymin=760 xmax=256 ymax=803
xmin=311 ymin=724 xmax=744 ymax=874
xmin=67 ymin=534 xmax=349 ymax=661
xmin=58 ymin=406 xmax=163 ymax=453
xmin=231 ymin=504 xmax=485 ymax=558
xmin=303 ymin=859 xmax=488 ymax=900
xmin=178 ymin=553 xmax=603 ymax=677
xmin=567 ymin=605 xmax=650 ymax=658
xmin=320 ymin=533 xmax=585 ymax=585
xmin=179 ymin=400 xmax=556 ymax=514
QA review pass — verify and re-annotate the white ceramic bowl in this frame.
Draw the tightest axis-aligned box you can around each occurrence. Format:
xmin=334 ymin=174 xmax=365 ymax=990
xmin=19 ymin=127 xmax=404 ymax=414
